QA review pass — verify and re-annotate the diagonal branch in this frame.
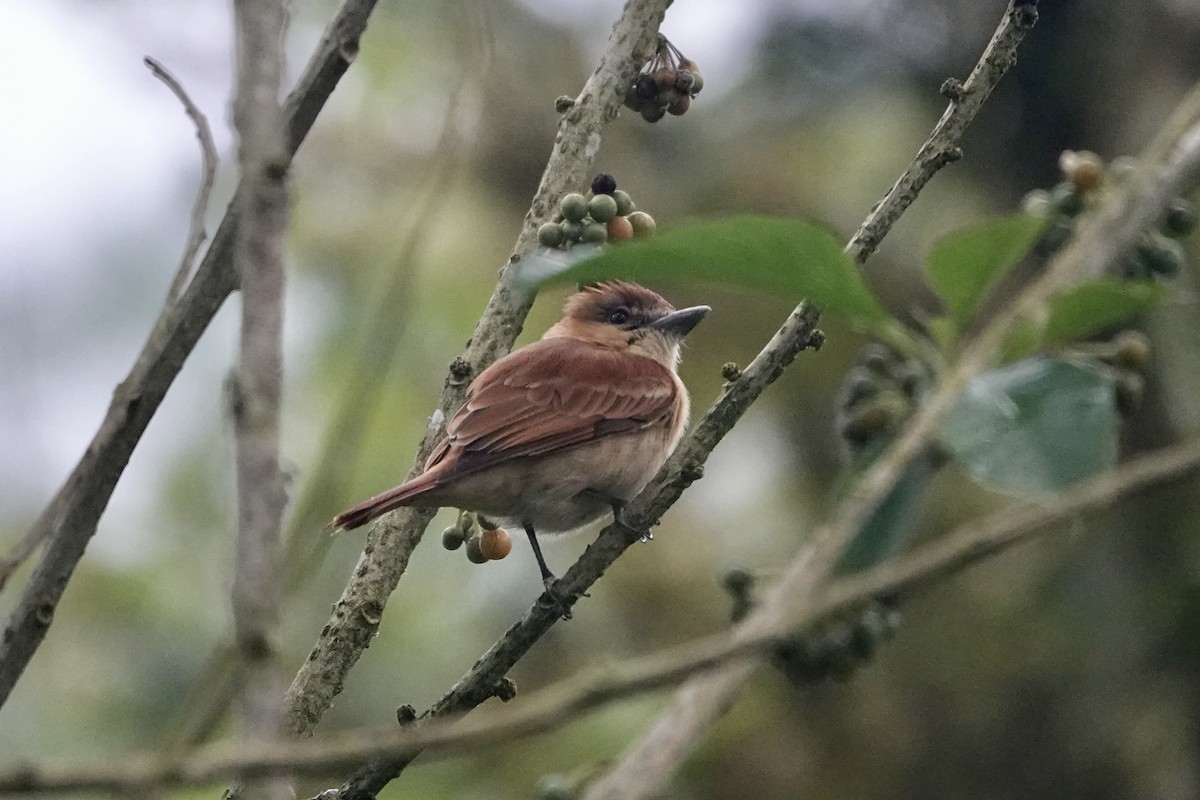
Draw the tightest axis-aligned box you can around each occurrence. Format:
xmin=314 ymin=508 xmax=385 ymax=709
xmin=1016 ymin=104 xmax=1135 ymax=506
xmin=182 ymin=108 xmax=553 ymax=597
xmin=6 ymin=436 xmax=1200 ymax=798
xmin=0 ymin=0 xmax=380 ymax=711
xmin=583 ymin=78 xmax=1200 ymax=800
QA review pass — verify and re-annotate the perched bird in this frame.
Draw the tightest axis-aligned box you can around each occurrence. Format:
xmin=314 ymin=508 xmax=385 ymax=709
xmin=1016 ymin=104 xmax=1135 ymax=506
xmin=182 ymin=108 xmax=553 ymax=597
xmin=330 ymin=281 xmax=708 ymax=613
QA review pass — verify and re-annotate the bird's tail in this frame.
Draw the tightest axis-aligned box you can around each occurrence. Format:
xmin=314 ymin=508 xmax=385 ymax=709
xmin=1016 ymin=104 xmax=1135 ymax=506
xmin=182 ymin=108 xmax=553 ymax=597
xmin=328 ymin=473 xmax=439 ymax=531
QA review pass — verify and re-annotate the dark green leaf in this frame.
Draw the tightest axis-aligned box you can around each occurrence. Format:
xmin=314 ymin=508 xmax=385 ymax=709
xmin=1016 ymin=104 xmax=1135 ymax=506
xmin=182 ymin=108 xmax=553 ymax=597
xmin=517 ymin=216 xmax=888 ymax=325
xmin=1004 ymin=278 xmax=1165 ymax=362
xmin=926 ymin=213 xmax=1045 ymax=331
xmin=836 ymin=445 xmax=936 ymax=575
xmin=943 ymin=357 xmax=1118 ymax=494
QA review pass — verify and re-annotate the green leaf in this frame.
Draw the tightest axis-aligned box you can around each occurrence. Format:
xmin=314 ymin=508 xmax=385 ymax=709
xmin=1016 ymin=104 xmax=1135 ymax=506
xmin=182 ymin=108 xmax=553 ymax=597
xmin=517 ymin=216 xmax=889 ymax=325
xmin=926 ymin=213 xmax=1046 ymax=331
xmin=942 ymin=357 xmax=1118 ymax=494
xmin=1003 ymin=278 xmax=1166 ymax=362
xmin=835 ymin=446 xmax=936 ymax=576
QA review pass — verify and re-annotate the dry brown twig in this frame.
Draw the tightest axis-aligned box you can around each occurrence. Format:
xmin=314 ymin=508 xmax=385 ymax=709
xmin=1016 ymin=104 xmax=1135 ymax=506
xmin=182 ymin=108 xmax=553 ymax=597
xmin=5 ymin=436 xmax=1200 ymax=797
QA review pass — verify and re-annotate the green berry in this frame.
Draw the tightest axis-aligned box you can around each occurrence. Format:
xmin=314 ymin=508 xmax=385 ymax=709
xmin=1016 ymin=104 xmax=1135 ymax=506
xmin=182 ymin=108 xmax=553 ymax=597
xmin=1035 ymin=218 xmax=1074 ymax=257
xmin=537 ymin=222 xmax=564 ymax=248
xmin=843 ymin=366 xmax=879 ymax=405
xmin=1139 ymin=234 xmax=1185 ymax=276
xmin=588 ymin=193 xmax=618 ymax=223
xmin=1051 ymin=181 xmax=1084 ymax=216
xmin=561 ymin=220 xmax=584 ymax=243
xmin=580 ymin=222 xmax=608 ymax=244
xmin=559 ymin=192 xmax=588 ymax=222
xmin=612 ymin=189 xmax=635 ymax=216
xmin=1162 ymin=199 xmax=1197 ymax=238
xmin=465 ymin=535 xmax=488 ymax=564
xmin=441 ymin=526 xmax=464 ymax=551
xmin=627 ymin=211 xmax=656 ymax=237
xmin=1020 ymin=189 xmax=1051 ymax=218
xmin=534 ymin=774 xmax=574 ymax=800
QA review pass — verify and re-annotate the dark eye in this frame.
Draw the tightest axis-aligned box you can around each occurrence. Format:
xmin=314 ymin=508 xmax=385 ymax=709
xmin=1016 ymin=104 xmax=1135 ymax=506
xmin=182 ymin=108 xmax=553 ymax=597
xmin=608 ymin=308 xmax=631 ymax=326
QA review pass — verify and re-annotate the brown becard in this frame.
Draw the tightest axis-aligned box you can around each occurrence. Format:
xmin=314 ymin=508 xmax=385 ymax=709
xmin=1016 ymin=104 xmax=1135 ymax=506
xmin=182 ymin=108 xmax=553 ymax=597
xmin=331 ymin=281 xmax=708 ymax=614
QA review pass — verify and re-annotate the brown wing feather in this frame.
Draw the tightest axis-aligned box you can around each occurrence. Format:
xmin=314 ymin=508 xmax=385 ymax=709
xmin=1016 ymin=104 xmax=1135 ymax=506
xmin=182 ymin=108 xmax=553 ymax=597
xmin=425 ymin=338 xmax=677 ymax=478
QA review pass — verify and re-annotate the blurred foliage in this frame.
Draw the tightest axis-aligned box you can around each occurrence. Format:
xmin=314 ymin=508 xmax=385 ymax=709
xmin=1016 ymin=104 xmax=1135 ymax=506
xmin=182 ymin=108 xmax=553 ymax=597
xmin=4 ymin=0 xmax=1200 ymax=799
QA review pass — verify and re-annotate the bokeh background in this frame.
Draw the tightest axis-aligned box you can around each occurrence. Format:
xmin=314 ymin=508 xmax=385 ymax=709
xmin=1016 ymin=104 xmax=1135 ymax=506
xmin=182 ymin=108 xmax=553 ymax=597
xmin=4 ymin=1 xmax=1200 ymax=798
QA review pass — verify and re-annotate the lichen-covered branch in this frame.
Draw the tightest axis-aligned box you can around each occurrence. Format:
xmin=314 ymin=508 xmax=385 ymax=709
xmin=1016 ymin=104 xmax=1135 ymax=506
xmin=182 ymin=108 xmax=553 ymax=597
xmin=228 ymin=0 xmax=289 ymax=797
xmin=280 ymin=0 xmax=675 ymax=739
xmin=0 ymin=0 xmax=379 ymax=711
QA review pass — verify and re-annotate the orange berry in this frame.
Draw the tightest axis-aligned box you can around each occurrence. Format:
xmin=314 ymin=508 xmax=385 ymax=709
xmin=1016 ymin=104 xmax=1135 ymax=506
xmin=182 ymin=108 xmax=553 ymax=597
xmin=607 ymin=216 xmax=634 ymax=242
xmin=480 ymin=528 xmax=513 ymax=560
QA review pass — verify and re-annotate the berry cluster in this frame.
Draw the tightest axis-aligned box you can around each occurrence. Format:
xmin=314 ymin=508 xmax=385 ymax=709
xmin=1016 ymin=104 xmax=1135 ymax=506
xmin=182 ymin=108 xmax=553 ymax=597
xmin=538 ymin=173 xmax=656 ymax=250
xmin=1023 ymin=150 xmax=1196 ymax=278
xmin=441 ymin=511 xmax=512 ymax=563
xmin=622 ymin=35 xmax=703 ymax=123
xmin=724 ymin=569 xmax=902 ymax=685
xmin=839 ymin=344 xmax=924 ymax=448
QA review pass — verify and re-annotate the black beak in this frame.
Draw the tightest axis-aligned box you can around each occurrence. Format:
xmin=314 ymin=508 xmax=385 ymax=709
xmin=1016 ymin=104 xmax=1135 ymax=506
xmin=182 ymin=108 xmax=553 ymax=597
xmin=649 ymin=305 xmax=710 ymax=337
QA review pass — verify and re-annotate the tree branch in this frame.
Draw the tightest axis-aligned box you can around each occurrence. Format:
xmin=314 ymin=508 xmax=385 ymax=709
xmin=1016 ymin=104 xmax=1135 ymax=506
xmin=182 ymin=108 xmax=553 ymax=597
xmin=5 ymin=436 xmax=1199 ymax=798
xmin=227 ymin=0 xmax=289 ymax=797
xmin=143 ymin=56 xmax=219 ymax=305
xmin=0 ymin=0 xmax=380 ymax=711
xmin=280 ymin=0 xmax=674 ymax=740
xmin=847 ymin=1 xmax=1039 ymax=264
xmin=583 ymin=77 xmax=1200 ymax=800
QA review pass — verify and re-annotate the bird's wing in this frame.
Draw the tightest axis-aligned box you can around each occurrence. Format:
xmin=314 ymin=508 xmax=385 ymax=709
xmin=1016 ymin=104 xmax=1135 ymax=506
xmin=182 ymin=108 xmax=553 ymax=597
xmin=425 ymin=338 xmax=678 ymax=474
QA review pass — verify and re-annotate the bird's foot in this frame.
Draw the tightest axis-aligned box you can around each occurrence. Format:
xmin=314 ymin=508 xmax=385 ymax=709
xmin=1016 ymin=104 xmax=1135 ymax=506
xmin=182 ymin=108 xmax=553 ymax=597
xmin=538 ymin=575 xmax=575 ymax=621
xmin=610 ymin=500 xmax=653 ymax=542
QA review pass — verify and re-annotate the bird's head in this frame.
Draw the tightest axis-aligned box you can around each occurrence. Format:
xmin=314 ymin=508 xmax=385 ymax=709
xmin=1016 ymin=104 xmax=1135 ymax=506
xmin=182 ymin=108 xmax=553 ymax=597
xmin=543 ymin=281 xmax=710 ymax=368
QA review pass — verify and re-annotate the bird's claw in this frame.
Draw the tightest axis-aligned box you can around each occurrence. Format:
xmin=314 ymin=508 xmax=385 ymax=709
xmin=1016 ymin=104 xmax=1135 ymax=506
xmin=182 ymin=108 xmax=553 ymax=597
xmin=539 ymin=576 xmax=574 ymax=621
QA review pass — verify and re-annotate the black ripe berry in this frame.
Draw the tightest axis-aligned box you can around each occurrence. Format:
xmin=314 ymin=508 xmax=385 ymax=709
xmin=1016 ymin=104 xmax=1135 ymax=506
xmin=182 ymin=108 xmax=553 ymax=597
xmin=635 ymin=73 xmax=658 ymax=100
xmin=591 ymin=173 xmax=617 ymax=196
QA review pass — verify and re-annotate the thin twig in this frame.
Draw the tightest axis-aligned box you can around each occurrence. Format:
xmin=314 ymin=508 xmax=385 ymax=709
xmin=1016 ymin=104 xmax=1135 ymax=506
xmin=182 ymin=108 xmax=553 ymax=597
xmin=327 ymin=4 xmax=1040 ymax=797
xmin=5 ymin=436 xmax=1200 ymax=798
xmin=227 ymin=0 xmax=289 ymax=798
xmin=583 ymin=79 xmax=1200 ymax=800
xmin=280 ymin=0 xmax=674 ymax=740
xmin=143 ymin=56 xmax=218 ymax=305
xmin=846 ymin=2 xmax=1039 ymax=264
xmin=0 ymin=0 xmax=379 ymax=713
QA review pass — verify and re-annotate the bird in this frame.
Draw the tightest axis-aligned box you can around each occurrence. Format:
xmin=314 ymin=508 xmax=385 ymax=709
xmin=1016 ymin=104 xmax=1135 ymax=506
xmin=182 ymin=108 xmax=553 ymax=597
xmin=330 ymin=281 xmax=709 ymax=615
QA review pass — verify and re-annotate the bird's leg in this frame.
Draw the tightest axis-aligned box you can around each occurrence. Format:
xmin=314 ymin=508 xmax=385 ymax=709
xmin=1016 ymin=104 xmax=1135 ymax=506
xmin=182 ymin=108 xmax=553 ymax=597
xmin=525 ymin=524 xmax=573 ymax=621
xmin=583 ymin=491 xmax=653 ymax=542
